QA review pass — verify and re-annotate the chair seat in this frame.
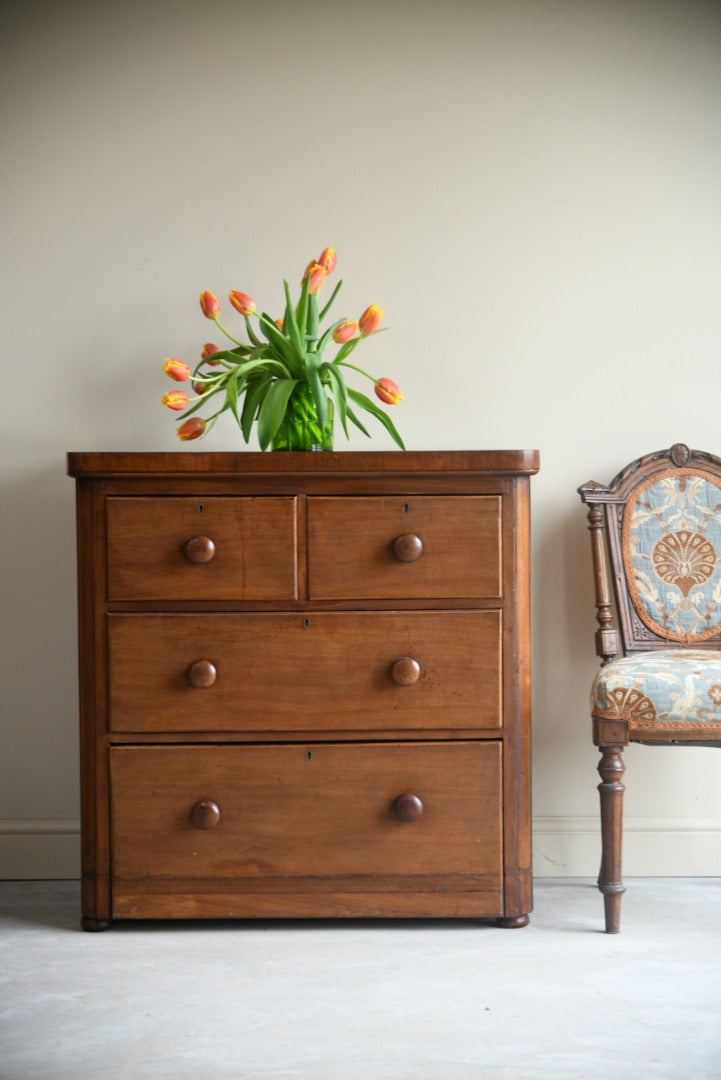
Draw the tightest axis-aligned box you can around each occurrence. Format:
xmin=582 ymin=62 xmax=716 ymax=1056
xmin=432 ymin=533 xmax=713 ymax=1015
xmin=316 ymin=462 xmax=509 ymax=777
xmin=591 ymin=649 xmax=721 ymax=739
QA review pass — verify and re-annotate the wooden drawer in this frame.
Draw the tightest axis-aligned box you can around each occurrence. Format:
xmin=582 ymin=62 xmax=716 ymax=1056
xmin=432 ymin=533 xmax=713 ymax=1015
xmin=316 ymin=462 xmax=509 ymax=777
xmin=107 ymin=610 xmax=502 ymax=734
xmin=307 ymin=496 xmax=502 ymax=599
xmin=106 ymin=496 xmax=297 ymax=601
xmin=110 ymin=741 xmax=503 ymax=919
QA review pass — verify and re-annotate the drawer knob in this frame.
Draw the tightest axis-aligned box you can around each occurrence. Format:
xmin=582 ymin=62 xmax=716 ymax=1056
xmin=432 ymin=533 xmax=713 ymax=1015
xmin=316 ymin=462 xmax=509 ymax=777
xmin=188 ymin=659 xmax=217 ymax=688
xmin=393 ymin=533 xmax=424 ymax=562
xmin=391 ymin=656 xmax=421 ymax=685
xmin=393 ymin=793 xmax=424 ymax=822
xmin=184 ymin=535 xmax=216 ymax=564
xmin=191 ymin=800 xmax=221 ymax=829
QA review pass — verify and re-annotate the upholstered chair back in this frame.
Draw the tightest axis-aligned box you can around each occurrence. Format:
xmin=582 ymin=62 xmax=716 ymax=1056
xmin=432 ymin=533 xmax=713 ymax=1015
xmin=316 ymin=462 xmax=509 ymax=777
xmin=580 ymin=444 xmax=721 ymax=657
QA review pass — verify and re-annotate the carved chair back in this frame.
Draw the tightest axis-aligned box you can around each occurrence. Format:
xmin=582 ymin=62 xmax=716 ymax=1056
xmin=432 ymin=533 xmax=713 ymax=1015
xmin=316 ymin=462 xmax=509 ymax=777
xmin=579 ymin=443 xmax=721 ymax=661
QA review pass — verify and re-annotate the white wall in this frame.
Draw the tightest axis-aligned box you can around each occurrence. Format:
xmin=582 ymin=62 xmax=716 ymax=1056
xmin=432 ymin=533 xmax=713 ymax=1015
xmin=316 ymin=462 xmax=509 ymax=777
xmin=2 ymin=0 xmax=721 ymax=878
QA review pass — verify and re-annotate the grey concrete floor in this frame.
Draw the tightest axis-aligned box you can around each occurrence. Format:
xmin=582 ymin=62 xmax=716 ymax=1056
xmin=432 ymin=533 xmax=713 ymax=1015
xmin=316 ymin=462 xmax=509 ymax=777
xmin=1 ymin=879 xmax=720 ymax=1080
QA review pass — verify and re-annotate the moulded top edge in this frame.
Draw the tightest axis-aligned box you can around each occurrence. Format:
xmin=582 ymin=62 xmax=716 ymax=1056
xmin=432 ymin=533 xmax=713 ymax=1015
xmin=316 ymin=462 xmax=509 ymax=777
xmin=67 ymin=449 xmax=540 ymax=478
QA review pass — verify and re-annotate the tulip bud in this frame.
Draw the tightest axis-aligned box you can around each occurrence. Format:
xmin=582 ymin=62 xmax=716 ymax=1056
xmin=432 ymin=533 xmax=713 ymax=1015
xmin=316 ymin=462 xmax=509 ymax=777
xmin=229 ymin=290 xmax=256 ymax=316
xmin=201 ymin=342 xmax=221 ymax=367
xmin=303 ymin=261 xmax=326 ymax=294
xmin=274 ymin=316 xmax=284 ymax=330
xmin=318 ymin=246 xmax=337 ymax=274
xmin=193 ymin=379 xmax=209 ymax=395
xmin=374 ymin=377 xmax=403 ymax=405
xmin=199 ymin=290 xmax=221 ymax=319
xmin=162 ymin=358 xmax=191 ymax=382
xmin=177 ymin=416 xmax=206 ymax=441
xmin=332 ymin=320 xmax=358 ymax=344
xmin=161 ymin=390 xmax=189 ymax=411
xmin=359 ymin=304 xmax=384 ymax=335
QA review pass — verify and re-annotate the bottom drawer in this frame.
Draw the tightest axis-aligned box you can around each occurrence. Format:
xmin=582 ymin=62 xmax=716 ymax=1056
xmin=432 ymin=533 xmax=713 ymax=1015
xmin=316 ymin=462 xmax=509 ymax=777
xmin=110 ymin=741 xmax=503 ymax=919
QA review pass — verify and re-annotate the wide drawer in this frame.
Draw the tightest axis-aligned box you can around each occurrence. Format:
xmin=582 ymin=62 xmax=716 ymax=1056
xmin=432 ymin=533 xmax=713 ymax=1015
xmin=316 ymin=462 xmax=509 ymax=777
xmin=105 ymin=496 xmax=297 ymax=601
xmin=307 ymin=495 xmax=502 ymax=599
xmin=110 ymin=741 xmax=503 ymax=918
xmin=107 ymin=610 xmax=502 ymax=733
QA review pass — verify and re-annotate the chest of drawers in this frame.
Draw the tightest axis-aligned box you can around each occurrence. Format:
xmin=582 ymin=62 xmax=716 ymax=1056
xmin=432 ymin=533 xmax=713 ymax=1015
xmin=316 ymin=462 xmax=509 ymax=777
xmin=67 ymin=450 xmax=539 ymax=930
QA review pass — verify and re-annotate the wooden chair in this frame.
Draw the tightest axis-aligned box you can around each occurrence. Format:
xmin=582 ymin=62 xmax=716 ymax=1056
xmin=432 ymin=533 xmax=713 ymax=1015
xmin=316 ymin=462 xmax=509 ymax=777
xmin=579 ymin=443 xmax=721 ymax=932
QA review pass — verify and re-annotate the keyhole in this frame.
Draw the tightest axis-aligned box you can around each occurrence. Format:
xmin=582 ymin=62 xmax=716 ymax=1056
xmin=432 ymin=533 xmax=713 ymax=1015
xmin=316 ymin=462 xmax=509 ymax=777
xmin=306 ymin=750 xmax=313 ymax=761
xmin=402 ymin=503 xmax=410 ymax=513
xmin=198 ymin=504 xmax=205 ymax=514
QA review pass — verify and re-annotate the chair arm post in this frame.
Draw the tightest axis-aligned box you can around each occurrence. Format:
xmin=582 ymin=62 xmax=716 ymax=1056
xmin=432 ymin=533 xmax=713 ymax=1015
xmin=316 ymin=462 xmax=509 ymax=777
xmin=586 ymin=503 xmax=618 ymax=664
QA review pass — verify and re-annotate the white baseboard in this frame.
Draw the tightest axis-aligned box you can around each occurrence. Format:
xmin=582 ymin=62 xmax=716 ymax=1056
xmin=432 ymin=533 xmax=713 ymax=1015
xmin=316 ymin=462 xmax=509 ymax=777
xmin=533 ymin=816 xmax=721 ymax=877
xmin=1 ymin=817 xmax=720 ymax=880
xmin=0 ymin=819 xmax=81 ymax=880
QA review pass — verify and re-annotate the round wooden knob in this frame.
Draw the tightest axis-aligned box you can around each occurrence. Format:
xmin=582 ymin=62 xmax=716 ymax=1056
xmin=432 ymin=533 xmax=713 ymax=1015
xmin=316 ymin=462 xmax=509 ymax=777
xmin=184 ymin=535 xmax=216 ymax=564
xmin=393 ymin=533 xmax=424 ymax=562
xmin=188 ymin=659 xmax=217 ymax=688
xmin=393 ymin=794 xmax=424 ymax=822
xmin=191 ymin=800 xmax=221 ymax=829
xmin=391 ymin=656 xmax=421 ymax=685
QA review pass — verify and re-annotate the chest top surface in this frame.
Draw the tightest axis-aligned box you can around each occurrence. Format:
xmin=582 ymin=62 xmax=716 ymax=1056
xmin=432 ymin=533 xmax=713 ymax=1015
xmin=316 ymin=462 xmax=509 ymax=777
xmin=67 ymin=449 xmax=540 ymax=480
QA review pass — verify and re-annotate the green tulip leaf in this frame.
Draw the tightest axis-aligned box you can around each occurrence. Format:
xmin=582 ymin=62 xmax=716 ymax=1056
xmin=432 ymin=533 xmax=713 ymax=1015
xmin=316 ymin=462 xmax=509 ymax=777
xmin=244 ymin=316 xmax=263 ymax=349
xmin=282 ymin=280 xmax=305 ymax=358
xmin=323 ymin=363 xmax=349 ymax=439
xmin=197 ymin=344 xmax=254 ymax=371
xmin=316 ymin=318 xmax=349 ymax=359
xmin=241 ymin=375 xmax=270 ymax=442
xmin=176 ymin=383 xmax=226 ymax=421
xmin=234 ymin=356 xmax=290 ymax=380
xmin=347 ymin=388 xmax=406 ymax=450
xmin=307 ymin=291 xmax=319 ymax=342
xmin=306 ymin=364 xmax=327 ymax=428
xmin=257 ymin=312 xmax=301 ymax=373
xmin=346 ymin=405 xmax=371 ymax=439
xmin=318 ymin=278 xmax=342 ymax=323
xmin=257 ymin=378 xmax=299 ymax=450
xmin=332 ymin=336 xmax=362 ymax=365
xmin=226 ymin=370 xmax=239 ymax=419
xmin=295 ymin=273 xmax=310 ymax=339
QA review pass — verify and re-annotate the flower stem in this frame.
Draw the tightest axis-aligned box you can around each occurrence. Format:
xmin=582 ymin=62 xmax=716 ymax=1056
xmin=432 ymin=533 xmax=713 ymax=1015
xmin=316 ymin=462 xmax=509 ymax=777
xmin=215 ymin=318 xmax=245 ymax=347
xmin=337 ymin=360 xmax=375 ymax=382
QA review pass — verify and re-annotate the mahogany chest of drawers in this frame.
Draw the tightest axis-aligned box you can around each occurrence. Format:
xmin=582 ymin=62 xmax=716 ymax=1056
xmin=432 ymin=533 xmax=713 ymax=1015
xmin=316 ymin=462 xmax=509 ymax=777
xmin=67 ymin=450 xmax=539 ymax=930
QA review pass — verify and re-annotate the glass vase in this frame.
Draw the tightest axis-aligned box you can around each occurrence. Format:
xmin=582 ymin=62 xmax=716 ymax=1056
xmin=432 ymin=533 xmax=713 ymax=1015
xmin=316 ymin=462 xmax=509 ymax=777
xmin=271 ymin=384 xmax=334 ymax=451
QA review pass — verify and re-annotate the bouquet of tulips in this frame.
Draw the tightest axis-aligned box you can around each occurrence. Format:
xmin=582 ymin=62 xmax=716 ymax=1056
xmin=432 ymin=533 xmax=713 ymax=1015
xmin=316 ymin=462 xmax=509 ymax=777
xmin=161 ymin=247 xmax=404 ymax=450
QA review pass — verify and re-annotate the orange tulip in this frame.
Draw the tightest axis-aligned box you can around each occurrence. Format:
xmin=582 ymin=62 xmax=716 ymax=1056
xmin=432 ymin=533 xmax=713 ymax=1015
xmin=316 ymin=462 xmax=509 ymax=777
xmin=359 ymin=304 xmax=383 ymax=335
xmin=303 ymin=261 xmax=326 ymax=294
xmin=229 ymin=290 xmax=256 ymax=316
xmin=274 ymin=316 xmax=284 ymax=330
xmin=199 ymin=290 xmax=221 ymax=319
xmin=332 ymin=320 xmax=358 ymax=344
xmin=162 ymin=390 xmax=189 ymax=411
xmin=162 ymin=358 xmax=191 ymax=382
xmin=201 ymin=342 xmax=221 ymax=366
xmin=318 ymin=246 xmax=337 ymax=274
xmin=177 ymin=416 xmax=206 ymax=441
xmin=374 ymin=377 xmax=403 ymax=405
xmin=193 ymin=379 xmax=209 ymax=395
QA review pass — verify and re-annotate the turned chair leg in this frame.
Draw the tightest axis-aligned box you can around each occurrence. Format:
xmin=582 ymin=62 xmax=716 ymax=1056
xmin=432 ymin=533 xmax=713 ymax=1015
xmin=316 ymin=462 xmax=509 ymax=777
xmin=597 ymin=743 xmax=626 ymax=933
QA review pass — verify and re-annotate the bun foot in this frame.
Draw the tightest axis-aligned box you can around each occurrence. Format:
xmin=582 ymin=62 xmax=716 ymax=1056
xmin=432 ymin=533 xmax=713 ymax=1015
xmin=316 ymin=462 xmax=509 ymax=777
xmin=81 ymin=916 xmax=111 ymax=932
xmin=495 ymin=914 xmax=530 ymax=929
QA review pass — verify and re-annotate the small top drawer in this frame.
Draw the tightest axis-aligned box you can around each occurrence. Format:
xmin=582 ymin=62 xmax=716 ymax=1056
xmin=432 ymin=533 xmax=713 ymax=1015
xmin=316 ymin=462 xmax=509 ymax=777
xmin=307 ymin=496 xmax=502 ymax=599
xmin=106 ymin=496 xmax=297 ymax=601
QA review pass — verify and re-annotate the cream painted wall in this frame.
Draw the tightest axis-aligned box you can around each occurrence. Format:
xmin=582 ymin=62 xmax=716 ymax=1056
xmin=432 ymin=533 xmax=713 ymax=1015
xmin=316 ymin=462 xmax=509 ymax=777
xmin=2 ymin=0 xmax=721 ymax=879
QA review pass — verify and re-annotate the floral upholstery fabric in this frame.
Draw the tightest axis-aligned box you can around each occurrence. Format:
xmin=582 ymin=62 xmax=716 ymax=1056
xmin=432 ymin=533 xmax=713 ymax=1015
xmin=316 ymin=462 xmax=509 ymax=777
xmin=591 ymin=649 xmax=721 ymax=738
xmin=623 ymin=469 xmax=721 ymax=642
